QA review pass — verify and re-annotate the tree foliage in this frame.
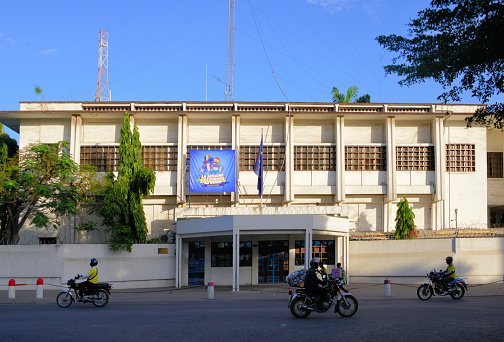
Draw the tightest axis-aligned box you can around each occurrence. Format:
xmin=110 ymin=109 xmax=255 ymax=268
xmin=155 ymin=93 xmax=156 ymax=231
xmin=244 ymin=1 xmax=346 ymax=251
xmin=0 ymin=141 xmax=100 ymax=244
xmin=332 ymin=86 xmax=370 ymax=103
xmin=95 ymin=113 xmax=156 ymax=252
xmin=0 ymin=123 xmax=19 ymax=159
xmin=394 ymin=197 xmax=416 ymax=240
xmin=376 ymin=0 xmax=504 ymax=124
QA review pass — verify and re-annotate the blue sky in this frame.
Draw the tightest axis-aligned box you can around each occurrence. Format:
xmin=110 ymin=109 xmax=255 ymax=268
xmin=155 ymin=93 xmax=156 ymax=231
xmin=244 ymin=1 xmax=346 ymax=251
xmin=1 ymin=0 xmax=497 ymax=143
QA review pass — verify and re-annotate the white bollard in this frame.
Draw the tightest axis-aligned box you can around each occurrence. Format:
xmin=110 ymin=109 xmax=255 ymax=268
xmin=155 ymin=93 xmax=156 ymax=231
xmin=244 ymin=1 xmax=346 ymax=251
xmin=8 ymin=279 xmax=15 ymax=299
xmin=384 ymin=278 xmax=391 ymax=297
xmin=36 ymin=278 xmax=44 ymax=299
xmin=207 ymin=281 xmax=215 ymax=300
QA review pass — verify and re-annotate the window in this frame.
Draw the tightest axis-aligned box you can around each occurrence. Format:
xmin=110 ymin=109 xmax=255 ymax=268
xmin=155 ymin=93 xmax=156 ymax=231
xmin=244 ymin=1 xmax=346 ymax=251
xmin=80 ymin=145 xmax=119 ymax=172
xmin=211 ymin=241 xmax=252 ymax=267
xmin=396 ymin=146 xmax=434 ymax=171
xmin=345 ymin=146 xmax=386 ymax=171
xmin=240 ymin=242 xmax=252 ymax=267
xmin=142 ymin=146 xmax=177 ymax=171
xmin=488 ymin=152 xmax=503 ymax=178
xmin=39 ymin=237 xmax=57 ymax=244
xmin=446 ymin=144 xmax=475 ymax=172
xmin=294 ymin=146 xmax=336 ymax=170
xmin=295 ymin=240 xmax=335 ymax=266
xmin=240 ymin=145 xmax=285 ymax=171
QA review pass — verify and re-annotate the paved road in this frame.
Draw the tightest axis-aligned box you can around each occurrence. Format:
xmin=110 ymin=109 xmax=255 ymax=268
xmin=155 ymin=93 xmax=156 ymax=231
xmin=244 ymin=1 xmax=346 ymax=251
xmin=1 ymin=284 xmax=504 ymax=341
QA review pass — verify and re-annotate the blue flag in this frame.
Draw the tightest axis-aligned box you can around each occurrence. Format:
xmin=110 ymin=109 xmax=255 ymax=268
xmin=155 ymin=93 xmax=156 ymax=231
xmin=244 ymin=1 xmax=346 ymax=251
xmin=253 ymin=134 xmax=264 ymax=197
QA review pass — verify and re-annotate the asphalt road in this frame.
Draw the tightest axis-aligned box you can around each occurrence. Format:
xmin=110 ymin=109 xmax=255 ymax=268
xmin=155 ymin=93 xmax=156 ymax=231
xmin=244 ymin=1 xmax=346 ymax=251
xmin=1 ymin=294 xmax=503 ymax=341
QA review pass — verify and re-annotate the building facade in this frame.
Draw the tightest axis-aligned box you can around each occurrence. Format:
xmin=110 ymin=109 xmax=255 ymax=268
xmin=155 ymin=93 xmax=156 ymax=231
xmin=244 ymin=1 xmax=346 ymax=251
xmin=1 ymin=101 xmax=502 ymax=285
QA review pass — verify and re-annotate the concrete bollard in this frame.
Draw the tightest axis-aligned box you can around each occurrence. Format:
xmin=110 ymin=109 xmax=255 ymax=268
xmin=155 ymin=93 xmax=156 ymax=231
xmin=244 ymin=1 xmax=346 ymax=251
xmin=8 ymin=279 xmax=15 ymax=299
xmin=36 ymin=278 xmax=44 ymax=299
xmin=207 ymin=281 xmax=215 ymax=300
xmin=384 ymin=278 xmax=391 ymax=297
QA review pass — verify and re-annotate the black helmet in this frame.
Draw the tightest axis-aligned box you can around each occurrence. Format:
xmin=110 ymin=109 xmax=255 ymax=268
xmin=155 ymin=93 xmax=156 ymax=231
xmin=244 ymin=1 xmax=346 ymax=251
xmin=446 ymin=256 xmax=453 ymax=265
xmin=310 ymin=258 xmax=320 ymax=269
xmin=90 ymin=258 xmax=98 ymax=267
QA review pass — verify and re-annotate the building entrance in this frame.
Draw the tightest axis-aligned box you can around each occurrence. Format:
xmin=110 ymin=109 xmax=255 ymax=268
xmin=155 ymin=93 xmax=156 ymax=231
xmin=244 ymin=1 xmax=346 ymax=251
xmin=188 ymin=241 xmax=205 ymax=285
xmin=258 ymin=240 xmax=289 ymax=284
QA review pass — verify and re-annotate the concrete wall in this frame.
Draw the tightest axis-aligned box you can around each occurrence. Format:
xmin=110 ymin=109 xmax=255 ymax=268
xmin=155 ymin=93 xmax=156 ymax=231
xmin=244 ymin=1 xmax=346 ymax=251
xmin=350 ymin=238 xmax=504 ymax=284
xmin=0 ymin=244 xmax=175 ymax=290
xmin=1 ymin=238 xmax=503 ymax=289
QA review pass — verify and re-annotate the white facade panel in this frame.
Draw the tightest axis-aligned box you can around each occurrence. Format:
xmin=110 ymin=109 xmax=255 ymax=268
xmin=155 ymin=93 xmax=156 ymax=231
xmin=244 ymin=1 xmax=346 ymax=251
xmin=395 ymin=124 xmax=431 ymax=144
xmin=137 ymin=120 xmax=178 ymax=144
xmin=82 ymin=122 xmax=121 ymax=143
xmin=345 ymin=123 xmax=384 ymax=144
xmin=240 ymin=122 xmax=284 ymax=144
xmin=293 ymin=122 xmax=333 ymax=143
xmin=188 ymin=121 xmax=231 ymax=144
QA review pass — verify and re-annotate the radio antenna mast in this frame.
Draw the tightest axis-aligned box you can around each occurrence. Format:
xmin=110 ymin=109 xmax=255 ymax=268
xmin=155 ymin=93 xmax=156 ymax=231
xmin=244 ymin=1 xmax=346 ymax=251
xmin=226 ymin=0 xmax=235 ymax=101
xmin=95 ymin=29 xmax=111 ymax=102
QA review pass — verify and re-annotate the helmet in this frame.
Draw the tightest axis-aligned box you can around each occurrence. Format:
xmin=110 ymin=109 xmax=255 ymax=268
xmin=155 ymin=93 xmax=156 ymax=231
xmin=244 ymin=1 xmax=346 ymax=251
xmin=310 ymin=258 xmax=320 ymax=269
xmin=446 ymin=256 xmax=453 ymax=265
xmin=90 ymin=258 xmax=98 ymax=267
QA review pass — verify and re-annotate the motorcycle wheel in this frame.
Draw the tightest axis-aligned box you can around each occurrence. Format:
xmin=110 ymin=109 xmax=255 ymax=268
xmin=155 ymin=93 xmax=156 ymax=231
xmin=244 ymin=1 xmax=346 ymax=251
xmin=56 ymin=292 xmax=73 ymax=308
xmin=417 ymin=284 xmax=433 ymax=300
xmin=449 ymin=283 xmax=465 ymax=300
xmin=290 ymin=297 xmax=311 ymax=318
xmin=92 ymin=290 xmax=110 ymax=307
xmin=336 ymin=295 xmax=358 ymax=317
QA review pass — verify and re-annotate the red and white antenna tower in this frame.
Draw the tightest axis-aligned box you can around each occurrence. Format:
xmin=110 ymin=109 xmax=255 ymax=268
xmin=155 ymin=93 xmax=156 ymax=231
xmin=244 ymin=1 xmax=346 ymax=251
xmin=95 ymin=29 xmax=111 ymax=102
xmin=226 ymin=0 xmax=235 ymax=102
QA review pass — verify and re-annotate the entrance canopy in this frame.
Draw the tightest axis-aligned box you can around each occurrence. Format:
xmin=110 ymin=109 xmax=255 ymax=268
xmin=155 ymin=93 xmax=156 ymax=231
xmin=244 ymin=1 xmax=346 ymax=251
xmin=175 ymin=214 xmax=349 ymax=291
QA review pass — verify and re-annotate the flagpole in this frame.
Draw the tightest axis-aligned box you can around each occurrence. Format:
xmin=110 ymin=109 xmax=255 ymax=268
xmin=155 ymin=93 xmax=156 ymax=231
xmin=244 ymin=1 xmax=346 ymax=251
xmin=260 ymin=128 xmax=263 ymax=210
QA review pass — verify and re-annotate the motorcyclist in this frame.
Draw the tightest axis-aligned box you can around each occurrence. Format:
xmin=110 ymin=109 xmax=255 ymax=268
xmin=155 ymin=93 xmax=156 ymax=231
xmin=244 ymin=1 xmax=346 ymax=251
xmin=441 ymin=256 xmax=456 ymax=292
xmin=304 ymin=258 xmax=328 ymax=309
xmin=76 ymin=258 xmax=99 ymax=300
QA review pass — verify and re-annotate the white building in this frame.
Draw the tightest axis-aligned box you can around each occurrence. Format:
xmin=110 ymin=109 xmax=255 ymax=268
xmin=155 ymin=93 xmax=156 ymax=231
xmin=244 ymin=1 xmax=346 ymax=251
xmin=1 ymin=101 xmax=501 ymax=287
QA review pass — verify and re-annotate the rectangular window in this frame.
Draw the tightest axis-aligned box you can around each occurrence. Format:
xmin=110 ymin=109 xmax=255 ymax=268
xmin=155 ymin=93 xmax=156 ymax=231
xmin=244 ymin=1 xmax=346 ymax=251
xmin=488 ymin=152 xmax=503 ymax=178
xmin=39 ymin=237 xmax=57 ymax=244
xmin=211 ymin=241 xmax=252 ymax=267
xmin=80 ymin=145 xmax=119 ymax=172
xmin=446 ymin=144 xmax=476 ymax=172
xmin=295 ymin=240 xmax=335 ymax=266
xmin=294 ymin=146 xmax=336 ymax=171
xmin=396 ymin=146 xmax=434 ymax=171
xmin=142 ymin=145 xmax=177 ymax=171
xmin=345 ymin=146 xmax=386 ymax=171
xmin=240 ymin=145 xmax=285 ymax=171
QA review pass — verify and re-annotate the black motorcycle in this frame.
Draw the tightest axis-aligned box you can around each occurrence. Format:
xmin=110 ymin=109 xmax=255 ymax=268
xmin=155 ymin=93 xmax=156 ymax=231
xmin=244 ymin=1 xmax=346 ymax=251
xmin=288 ymin=278 xmax=358 ymax=318
xmin=56 ymin=277 xmax=112 ymax=308
xmin=417 ymin=269 xmax=468 ymax=300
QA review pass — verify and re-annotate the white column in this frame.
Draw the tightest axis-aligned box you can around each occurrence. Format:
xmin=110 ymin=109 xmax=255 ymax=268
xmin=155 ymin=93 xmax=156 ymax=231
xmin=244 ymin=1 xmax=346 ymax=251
xmin=304 ymin=228 xmax=312 ymax=269
xmin=177 ymin=115 xmax=187 ymax=204
xmin=175 ymin=235 xmax=181 ymax=287
xmin=335 ymin=115 xmax=345 ymax=203
xmin=386 ymin=116 xmax=396 ymax=202
xmin=232 ymin=229 xmax=240 ymax=292
xmin=284 ymin=115 xmax=294 ymax=204
xmin=232 ymin=115 xmax=240 ymax=205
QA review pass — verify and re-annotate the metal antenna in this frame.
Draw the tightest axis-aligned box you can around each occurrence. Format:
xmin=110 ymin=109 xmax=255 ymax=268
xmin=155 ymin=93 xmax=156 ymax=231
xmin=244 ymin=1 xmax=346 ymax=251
xmin=95 ymin=29 xmax=111 ymax=102
xmin=226 ymin=0 xmax=235 ymax=101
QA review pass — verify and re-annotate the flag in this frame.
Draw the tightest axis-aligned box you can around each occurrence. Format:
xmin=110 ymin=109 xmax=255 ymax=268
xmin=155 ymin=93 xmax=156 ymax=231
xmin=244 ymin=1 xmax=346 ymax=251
xmin=253 ymin=134 xmax=264 ymax=197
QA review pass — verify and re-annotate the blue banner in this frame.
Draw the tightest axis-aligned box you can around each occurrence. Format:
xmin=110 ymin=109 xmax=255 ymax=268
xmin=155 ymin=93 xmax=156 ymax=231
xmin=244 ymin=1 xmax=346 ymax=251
xmin=189 ymin=150 xmax=236 ymax=193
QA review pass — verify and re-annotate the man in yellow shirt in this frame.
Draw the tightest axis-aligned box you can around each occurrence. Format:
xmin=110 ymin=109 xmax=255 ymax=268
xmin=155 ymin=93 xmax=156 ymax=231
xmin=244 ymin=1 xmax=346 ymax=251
xmin=442 ymin=256 xmax=456 ymax=293
xmin=77 ymin=258 xmax=99 ymax=299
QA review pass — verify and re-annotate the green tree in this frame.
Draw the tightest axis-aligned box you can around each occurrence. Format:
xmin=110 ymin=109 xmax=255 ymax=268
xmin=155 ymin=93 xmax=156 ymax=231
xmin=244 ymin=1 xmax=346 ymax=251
xmin=95 ymin=112 xmax=156 ymax=252
xmin=0 ymin=141 xmax=99 ymax=244
xmin=0 ymin=123 xmax=19 ymax=159
xmin=376 ymin=0 xmax=504 ymax=124
xmin=357 ymin=94 xmax=371 ymax=103
xmin=332 ymin=86 xmax=359 ymax=103
xmin=394 ymin=197 xmax=416 ymax=239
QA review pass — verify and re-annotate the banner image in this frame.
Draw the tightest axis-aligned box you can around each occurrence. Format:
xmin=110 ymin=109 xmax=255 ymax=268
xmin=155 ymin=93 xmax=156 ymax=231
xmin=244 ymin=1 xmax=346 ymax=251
xmin=189 ymin=150 xmax=236 ymax=193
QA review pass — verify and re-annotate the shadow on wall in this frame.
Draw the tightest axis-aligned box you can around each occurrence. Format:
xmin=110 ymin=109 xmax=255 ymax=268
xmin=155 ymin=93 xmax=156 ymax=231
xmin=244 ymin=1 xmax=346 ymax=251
xmin=358 ymin=212 xmax=373 ymax=232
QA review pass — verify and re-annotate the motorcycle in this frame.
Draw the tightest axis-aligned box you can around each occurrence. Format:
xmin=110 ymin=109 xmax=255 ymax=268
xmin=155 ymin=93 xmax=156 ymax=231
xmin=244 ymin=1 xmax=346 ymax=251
xmin=288 ymin=277 xmax=358 ymax=318
xmin=417 ymin=269 xmax=468 ymax=300
xmin=56 ymin=276 xmax=112 ymax=308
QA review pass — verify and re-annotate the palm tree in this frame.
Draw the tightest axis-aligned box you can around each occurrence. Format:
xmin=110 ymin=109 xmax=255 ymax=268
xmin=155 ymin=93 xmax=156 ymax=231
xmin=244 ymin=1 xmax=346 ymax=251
xmin=331 ymin=86 xmax=359 ymax=103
